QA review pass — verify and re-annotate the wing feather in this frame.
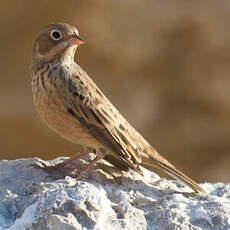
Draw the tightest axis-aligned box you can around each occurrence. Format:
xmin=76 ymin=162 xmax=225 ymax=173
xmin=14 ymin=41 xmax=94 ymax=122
xmin=64 ymin=68 xmax=141 ymax=168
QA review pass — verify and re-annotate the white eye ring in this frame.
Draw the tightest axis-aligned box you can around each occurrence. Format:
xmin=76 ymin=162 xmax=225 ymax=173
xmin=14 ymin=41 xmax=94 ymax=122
xmin=50 ymin=30 xmax=62 ymax=40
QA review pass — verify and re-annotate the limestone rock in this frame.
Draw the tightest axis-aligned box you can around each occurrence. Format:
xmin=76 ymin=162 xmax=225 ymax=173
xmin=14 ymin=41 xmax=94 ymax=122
xmin=0 ymin=158 xmax=229 ymax=230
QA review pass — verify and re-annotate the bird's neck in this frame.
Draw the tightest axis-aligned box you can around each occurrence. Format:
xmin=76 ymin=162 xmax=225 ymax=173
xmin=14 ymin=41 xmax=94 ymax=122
xmin=56 ymin=45 xmax=77 ymax=65
xmin=31 ymin=46 xmax=77 ymax=69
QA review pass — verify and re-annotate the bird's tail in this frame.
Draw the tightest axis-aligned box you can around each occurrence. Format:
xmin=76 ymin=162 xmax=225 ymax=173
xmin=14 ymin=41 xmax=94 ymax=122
xmin=140 ymin=148 xmax=206 ymax=194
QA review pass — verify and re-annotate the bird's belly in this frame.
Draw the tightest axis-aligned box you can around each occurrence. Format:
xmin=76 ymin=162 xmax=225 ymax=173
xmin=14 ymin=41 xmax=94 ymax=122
xmin=33 ymin=94 xmax=100 ymax=148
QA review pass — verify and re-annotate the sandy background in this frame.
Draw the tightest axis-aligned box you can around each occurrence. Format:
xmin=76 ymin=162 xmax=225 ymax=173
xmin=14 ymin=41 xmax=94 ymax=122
xmin=1 ymin=0 xmax=230 ymax=182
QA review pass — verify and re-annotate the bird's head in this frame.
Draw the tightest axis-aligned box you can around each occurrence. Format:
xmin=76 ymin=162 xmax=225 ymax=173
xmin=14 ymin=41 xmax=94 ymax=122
xmin=32 ymin=23 xmax=85 ymax=64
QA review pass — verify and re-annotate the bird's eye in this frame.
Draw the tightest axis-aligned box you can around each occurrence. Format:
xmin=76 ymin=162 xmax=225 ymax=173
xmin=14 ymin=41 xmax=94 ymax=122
xmin=50 ymin=30 xmax=62 ymax=40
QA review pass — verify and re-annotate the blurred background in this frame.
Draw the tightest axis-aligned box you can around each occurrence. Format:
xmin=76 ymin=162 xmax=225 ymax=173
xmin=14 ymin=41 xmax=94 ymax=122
xmin=0 ymin=0 xmax=230 ymax=182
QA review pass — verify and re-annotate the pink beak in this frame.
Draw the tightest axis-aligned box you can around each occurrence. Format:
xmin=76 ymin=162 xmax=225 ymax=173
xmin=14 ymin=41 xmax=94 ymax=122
xmin=68 ymin=33 xmax=85 ymax=46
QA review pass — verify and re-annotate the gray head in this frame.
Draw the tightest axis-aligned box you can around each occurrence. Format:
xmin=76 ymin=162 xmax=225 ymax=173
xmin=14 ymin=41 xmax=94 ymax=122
xmin=31 ymin=23 xmax=85 ymax=64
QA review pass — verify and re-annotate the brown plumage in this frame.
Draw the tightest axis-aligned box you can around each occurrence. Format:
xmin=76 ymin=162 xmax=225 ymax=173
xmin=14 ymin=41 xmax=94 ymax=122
xmin=30 ymin=23 xmax=206 ymax=194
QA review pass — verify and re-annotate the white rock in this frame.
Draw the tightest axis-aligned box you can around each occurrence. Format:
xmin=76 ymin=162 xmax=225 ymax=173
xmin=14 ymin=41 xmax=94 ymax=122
xmin=0 ymin=158 xmax=230 ymax=230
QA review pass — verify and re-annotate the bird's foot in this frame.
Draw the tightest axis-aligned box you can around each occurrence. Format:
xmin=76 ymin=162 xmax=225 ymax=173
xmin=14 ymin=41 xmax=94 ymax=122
xmin=30 ymin=151 xmax=103 ymax=180
xmin=69 ymin=154 xmax=103 ymax=179
xmin=29 ymin=151 xmax=92 ymax=179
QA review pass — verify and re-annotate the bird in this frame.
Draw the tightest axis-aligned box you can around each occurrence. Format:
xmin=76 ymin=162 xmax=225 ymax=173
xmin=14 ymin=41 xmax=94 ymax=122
xmin=30 ymin=23 xmax=206 ymax=194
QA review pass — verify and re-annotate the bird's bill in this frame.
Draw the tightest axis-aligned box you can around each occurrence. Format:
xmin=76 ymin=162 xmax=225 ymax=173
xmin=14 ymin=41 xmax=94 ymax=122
xmin=68 ymin=33 xmax=85 ymax=46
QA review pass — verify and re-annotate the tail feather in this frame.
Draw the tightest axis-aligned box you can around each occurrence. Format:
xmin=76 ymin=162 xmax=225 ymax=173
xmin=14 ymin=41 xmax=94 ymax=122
xmin=141 ymin=154 xmax=206 ymax=194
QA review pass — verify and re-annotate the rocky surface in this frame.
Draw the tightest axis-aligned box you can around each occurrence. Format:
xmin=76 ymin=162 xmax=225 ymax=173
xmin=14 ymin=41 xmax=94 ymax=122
xmin=0 ymin=157 xmax=230 ymax=230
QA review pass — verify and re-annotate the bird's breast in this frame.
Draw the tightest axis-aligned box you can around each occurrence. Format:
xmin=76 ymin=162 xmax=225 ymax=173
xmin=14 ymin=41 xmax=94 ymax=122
xmin=32 ymin=84 xmax=101 ymax=149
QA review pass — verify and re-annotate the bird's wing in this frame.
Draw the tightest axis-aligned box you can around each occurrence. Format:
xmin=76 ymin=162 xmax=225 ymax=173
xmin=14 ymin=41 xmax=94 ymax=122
xmin=54 ymin=65 xmax=206 ymax=194
xmin=61 ymin=65 xmax=142 ymax=169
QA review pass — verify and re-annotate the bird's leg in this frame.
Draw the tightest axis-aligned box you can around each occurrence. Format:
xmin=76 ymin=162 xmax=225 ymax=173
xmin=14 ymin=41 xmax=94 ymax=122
xmin=71 ymin=153 xmax=104 ymax=179
xmin=54 ymin=151 xmax=92 ymax=168
xmin=32 ymin=149 xmax=104 ymax=180
xmin=32 ymin=151 xmax=94 ymax=179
